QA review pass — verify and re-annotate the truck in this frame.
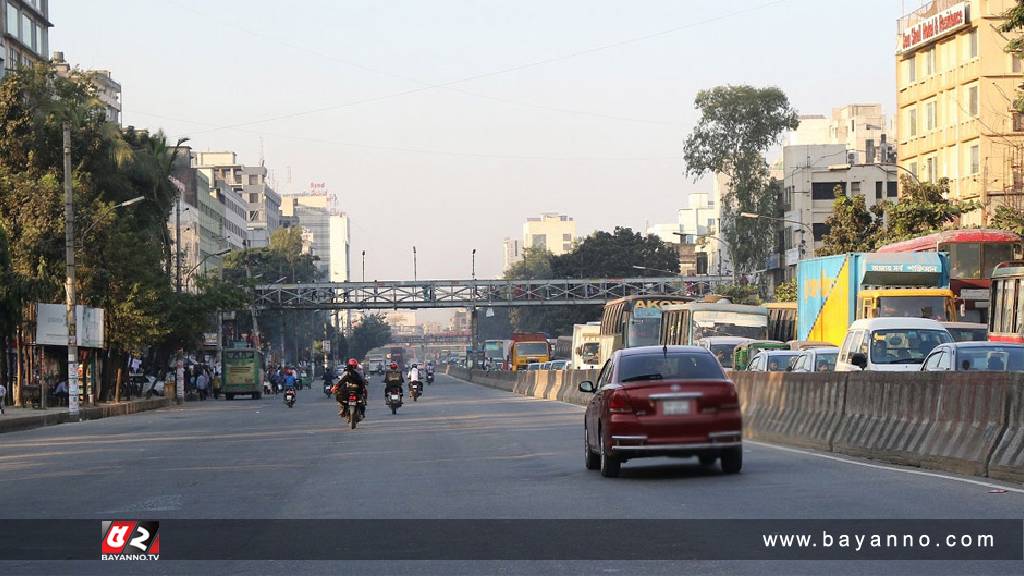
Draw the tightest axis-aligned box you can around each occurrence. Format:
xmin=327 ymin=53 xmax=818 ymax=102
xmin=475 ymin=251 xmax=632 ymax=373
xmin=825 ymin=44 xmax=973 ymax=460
xmin=571 ymin=322 xmax=603 ymax=370
xmin=509 ymin=332 xmax=550 ymax=370
xmin=797 ymin=252 xmax=957 ymax=346
xmin=483 ymin=339 xmax=513 ymax=370
xmin=386 ymin=347 xmax=405 ymax=369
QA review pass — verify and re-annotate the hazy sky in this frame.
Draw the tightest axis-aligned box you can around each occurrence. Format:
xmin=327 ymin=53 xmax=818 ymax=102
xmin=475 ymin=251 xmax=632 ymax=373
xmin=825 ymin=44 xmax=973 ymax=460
xmin=52 ymin=0 xmax=906 ymax=290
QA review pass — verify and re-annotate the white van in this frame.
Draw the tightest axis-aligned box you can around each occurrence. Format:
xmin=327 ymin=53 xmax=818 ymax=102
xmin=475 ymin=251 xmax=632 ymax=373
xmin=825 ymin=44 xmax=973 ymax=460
xmin=835 ymin=317 xmax=953 ymax=372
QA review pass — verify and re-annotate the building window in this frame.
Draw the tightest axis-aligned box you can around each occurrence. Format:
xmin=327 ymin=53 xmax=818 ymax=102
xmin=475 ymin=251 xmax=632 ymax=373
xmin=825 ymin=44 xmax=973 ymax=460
xmin=968 ymin=29 xmax=978 ymax=59
xmin=967 ymin=85 xmax=978 ymax=117
xmin=248 ymin=174 xmax=258 ymax=185
xmin=969 ymin=144 xmax=980 ymax=175
xmin=851 ymin=181 xmax=860 ymax=195
xmin=812 ymin=223 xmax=830 ymax=242
xmin=811 ymin=182 xmax=844 ymax=200
xmin=875 ymin=181 xmax=883 ymax=200
xmin=20 ymin=12 xmax=31 ymax=45
xmin=907 ymin=57 xmax=916 ymax=83
xmin=248 ymin=193 xmax=258 ymax=203
xmin=33 ymin=23 xmax=41 ymax=54
xmin=908 ymin=161 xmax=919 ymax=181
xmin=908 ymin=108 xmax=918 ymax=137
xmin=925 ymin=100 xmax=937 ymax=131
xmin=562 ymin=233 xmax=571 ymax=242
xmin=925 ymin=48 xmax=936 ymax=76
xmin=562 ymin=243 xmax=572 ymax=252
xmin=1014 ymin=55 xmax=1023 ymax=74
xmin=5 ymin=2 xmax=16 ymax=36
xmin=887 ymin=181 xmax=898 ymax=198
xmin=1014 ymin=111 xmax=1024 ymax=132
xmin=926 ymin=156 xmax=938 ymax=183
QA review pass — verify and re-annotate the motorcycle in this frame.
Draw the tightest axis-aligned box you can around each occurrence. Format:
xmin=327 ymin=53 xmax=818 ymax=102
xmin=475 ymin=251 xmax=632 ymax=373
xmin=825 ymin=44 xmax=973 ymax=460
xmin=339 ymin=385 xmax=365 ymax=429
xmin=284 ymin=388 xmax=296 ymax=408
xmin=410 ymin=380 xmax=423 ymax=402
xmin=385 ymin=386 xmax=403 ymax=415
xmin=323 ymin=381 xmax=333 ymax=397
xmin=426 ymin=372 xmax=434 ymax=385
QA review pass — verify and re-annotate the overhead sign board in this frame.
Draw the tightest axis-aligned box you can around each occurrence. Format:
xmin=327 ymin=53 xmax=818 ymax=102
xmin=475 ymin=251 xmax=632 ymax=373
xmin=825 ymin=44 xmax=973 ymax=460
xmin=899 ymin=2 xmax=969 ymax=54
xmin=35 ymin=303 xmax=105 ymax=348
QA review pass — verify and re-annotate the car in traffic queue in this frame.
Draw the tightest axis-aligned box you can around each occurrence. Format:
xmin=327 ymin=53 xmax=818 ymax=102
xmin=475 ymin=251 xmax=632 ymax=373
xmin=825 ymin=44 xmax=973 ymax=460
xmin=835 ymin=317 xmax=953 ymax=372
xmin=940 ymin=321 xmax=989 ymax=343
xmin=788 ymin=346 xmax=840 ymax=372
xmin=920 ymin=341 xmax=1024 ymax=371
xmin=732 ymin=340 xmax=786 ymax=371
xmin=696 ymin=336 xmax=754 ymax=369
xmin=745 ymin=349 xmax=801 ymax=372
xmin=579 ymin=345 xmax=743 ymax=478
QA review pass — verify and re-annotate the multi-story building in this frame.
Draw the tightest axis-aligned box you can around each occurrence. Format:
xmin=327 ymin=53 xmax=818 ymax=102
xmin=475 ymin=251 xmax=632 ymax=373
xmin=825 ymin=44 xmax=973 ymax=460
xmin=329 ymin=212 xmax=350 ymax=283
xmin=501 ymin=237 xmax=521 ymax=273
xmin=896 ymin=0 xmax=1024 ymax=225
xmin=785 ymin=105 xmax=893 ymax=164
xmin=523 ymin=213 xmax=576 ymax=256
xmin=678 ymin=191 xmax=721 ymax=276
xmin=193 ymin=151 xmax=281 ymax=248
xmin=196 ymin=165 xmax=246 ymax=251
xmin=280 ymin=190 xmax=350 ymax=282
xmin=52 ymin=51 xmax=121 ymax=124
xmin=1 ymin=0 xmax=49 ymax=76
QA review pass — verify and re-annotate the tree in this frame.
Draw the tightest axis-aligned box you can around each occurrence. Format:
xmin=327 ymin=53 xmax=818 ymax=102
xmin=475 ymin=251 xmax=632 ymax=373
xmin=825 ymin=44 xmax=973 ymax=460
xmin=712 ymin=284 xmax=761 ymax=305
xmin=1002 ymin=1 xmax=1024 ymax=111
xmin=877 ymin=176 xmax=977 ymax=244
xmin=817 ymin=191 xmax=885 ymax=256
xmin=990 ymin=204 xmax=1024 ymax=236
xmin=348 ymin=314 xmax=392 ymax=361
xmin=773 ymin=280 xmax=796 ymax=303
xmin=683 ymin=85 xmax=799 ymax=274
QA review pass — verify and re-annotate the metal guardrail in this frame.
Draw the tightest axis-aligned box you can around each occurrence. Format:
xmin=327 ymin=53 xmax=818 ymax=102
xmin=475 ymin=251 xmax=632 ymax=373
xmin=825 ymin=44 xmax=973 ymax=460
xmin=253 ymin=276 xmax=731 ymax=310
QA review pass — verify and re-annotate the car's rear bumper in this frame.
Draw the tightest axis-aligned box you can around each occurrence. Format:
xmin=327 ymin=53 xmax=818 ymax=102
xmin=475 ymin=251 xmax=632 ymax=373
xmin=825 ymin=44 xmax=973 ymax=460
xmin=610 ymin=431 xmax=742 ymax=457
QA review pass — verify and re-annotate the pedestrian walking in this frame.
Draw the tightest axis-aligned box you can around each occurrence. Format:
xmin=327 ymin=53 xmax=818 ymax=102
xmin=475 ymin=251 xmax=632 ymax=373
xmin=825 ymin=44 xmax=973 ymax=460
xmin=54 ymin=379 xmax=68 ymax=406
xmin=196 ymin=369 xmax=209 ymax=401
xmin=0 ymin=381 xmax=7 ymax=414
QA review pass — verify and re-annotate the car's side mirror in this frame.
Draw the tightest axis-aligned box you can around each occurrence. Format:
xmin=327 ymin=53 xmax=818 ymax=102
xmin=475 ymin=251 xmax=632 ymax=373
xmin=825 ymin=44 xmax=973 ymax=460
xmin=578 ymin=380 xmax=596 ymax=393
xmin=851 ymin=353 xmax=868 ymax=370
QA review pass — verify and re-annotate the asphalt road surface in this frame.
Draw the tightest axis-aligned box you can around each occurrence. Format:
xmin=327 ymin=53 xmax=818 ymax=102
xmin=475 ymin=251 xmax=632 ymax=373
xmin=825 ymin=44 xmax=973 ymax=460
xmin=0 ymin=374 xmax=1020 ymax=575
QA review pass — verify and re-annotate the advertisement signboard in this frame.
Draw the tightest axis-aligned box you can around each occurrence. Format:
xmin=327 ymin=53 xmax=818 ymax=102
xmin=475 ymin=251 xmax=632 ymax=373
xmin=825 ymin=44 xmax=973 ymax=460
xmin=35 ymin=304 xmax=105 ymax=348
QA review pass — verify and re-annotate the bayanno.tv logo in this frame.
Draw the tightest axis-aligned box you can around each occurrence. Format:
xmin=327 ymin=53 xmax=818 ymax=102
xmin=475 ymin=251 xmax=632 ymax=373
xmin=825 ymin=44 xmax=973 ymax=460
xmin=101 ymin=520 xmax=160 ymax=560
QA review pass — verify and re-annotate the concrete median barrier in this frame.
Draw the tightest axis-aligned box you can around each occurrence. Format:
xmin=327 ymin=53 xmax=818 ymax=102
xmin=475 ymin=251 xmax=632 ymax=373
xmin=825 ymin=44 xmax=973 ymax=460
xmin=989 ymin=378 xmax=1024 ymax=484
xmin=732 ymin=370 xmax=845 ymax=451
xmin=833 ymin=372 xmax=1009 ymax=478
xmin=0 ymin=397 xmax=172 ymax=434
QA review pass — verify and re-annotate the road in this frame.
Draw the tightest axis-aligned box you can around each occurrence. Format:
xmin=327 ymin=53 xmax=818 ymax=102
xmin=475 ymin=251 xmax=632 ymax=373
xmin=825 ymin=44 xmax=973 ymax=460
xmin=0 ymin=374 xmax=1020 ymax=575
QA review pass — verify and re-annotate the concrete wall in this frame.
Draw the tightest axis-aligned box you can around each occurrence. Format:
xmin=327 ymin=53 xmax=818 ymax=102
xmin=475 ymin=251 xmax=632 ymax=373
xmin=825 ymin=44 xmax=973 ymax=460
xmin=446 ymin=367 xmax=1024 ymax=482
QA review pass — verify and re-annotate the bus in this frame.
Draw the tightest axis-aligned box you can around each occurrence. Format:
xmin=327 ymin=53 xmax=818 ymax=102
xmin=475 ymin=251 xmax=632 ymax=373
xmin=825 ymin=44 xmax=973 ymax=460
xmin=988 ymin=261 xmax=1024 ymax=343
xmin=483 ymin=339 xmax=512 ymax=369
xmin=765 ymin=302 xmax=797 ymax=342
xmin=221 ymin=347 xmax=265 ymax=400
xmin=876 ymin=229 xmax=1022 ymax=323
xmin=660 ymin=302 xmax=769 ymax=346
xmin=598 ymin=295 xmax=693 ymax=356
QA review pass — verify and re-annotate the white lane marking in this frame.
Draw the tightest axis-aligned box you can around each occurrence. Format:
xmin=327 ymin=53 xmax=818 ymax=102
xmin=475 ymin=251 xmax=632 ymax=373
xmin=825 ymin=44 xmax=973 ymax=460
xmin=748 ymin=440 xmax=1024 ymax=495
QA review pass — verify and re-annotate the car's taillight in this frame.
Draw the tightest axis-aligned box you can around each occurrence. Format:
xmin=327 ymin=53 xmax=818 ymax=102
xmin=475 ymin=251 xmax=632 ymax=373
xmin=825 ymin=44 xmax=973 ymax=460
xmin=608 ymin=389 xmax=632 ymax=414
xmin=721 ymin=382 xmax=739 ymax=409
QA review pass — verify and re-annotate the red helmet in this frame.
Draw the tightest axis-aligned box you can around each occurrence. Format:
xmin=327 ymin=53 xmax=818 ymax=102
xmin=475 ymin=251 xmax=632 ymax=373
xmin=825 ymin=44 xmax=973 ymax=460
xmin=347 ymin=358 xmax=359 ymax=368
xmin=390 ymin=362 xmax=398 ymax=369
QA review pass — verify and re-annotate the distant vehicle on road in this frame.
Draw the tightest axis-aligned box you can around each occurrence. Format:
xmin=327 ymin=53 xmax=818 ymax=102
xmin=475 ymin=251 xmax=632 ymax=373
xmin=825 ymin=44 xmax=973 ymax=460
xmin=732 ymin=340 xmax=786 ymax=371
xmin=835 ymin=317 xmax=953 ymax=372
xmin=920 ymin=342 xmax=1024 ymax=372
xmin=571 ymin=321 xmax=603 ymax=371
xmin=547 ymin=359 xmax=571 ymax=370
xmin=745 ymin=350 xmax=800 ymax=372
xmin=940 ymin=322 xmax=988 ymax=343
xmin=221 ymin=348 xmax=265 ymax=400
xmin=598 ymin=295 xmax=693 ymax=363
xmin=696 ymin=336 xmax=753 ymax=369
xmin=510 ymin=332 xmax=550 ymax=370
xmin=988 ymin=261 xmax=1024 ymax=344
xmin=789 ymin=346 xmax=840 ymax=372
xmin=579 ymin=345 xmax=742 ymax=478
xmin=660 ymin=302 xmax=769 ymax=346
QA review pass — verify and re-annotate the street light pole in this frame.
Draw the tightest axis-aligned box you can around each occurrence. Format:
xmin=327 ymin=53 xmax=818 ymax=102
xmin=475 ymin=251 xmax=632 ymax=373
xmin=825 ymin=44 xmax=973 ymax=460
xmin=63 ymin=123 xmax=80 ymax=419
xmin=361 ymin=250 xmax=366 ymax=282
xmin=472 ymin=248 xmax=476 ymax=280
xmin=413 ymin=246 xmax=417 ymax=282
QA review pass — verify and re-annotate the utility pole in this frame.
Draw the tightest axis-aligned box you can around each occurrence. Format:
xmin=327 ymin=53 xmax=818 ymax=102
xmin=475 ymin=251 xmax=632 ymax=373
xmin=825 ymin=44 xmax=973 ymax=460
xmin=62 ymin=123 xmax=79 ymax=418
xmin=412 ymin=246 xmax=417 ymax=282
xmin=361 ymin=250 xmax=366 ymax=282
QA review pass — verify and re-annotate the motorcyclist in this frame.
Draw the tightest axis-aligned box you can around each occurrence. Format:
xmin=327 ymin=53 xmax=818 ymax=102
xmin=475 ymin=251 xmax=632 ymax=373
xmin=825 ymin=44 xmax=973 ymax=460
xmin=283 ymin=368 xmax=297 ymax=391
xmin=335 ymin=358 xmax=367 ymax=417
xmin=382 ymin=362 xmax=404 ymax=404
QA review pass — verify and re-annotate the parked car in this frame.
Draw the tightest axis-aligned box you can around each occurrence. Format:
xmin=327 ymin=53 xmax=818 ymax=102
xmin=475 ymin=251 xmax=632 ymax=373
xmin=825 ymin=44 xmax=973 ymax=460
xmin=835 ymin=317 xmax=953 ymax=372
xmin=920 ymin=342 xmax=1024 ymax=371
xmin=579 ymin=346 xmax=742 ymax=478
xmin=789 ymin=346 xmax=840 ymax=372
xmin=696 ymin=336 xmax=753 ymax=369
xmin=940 ymin=321 xmax=988 ymax=343
xmin=548 ymin=359 xmax=571 ymax=370
xmin=746 ymin=350 xmax=800 ymax=372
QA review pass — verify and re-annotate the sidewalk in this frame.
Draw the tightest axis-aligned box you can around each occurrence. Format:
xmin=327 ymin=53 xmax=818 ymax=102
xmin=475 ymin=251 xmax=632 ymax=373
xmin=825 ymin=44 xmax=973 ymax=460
xmin=0 ymin=397 xmax=171 ymax=434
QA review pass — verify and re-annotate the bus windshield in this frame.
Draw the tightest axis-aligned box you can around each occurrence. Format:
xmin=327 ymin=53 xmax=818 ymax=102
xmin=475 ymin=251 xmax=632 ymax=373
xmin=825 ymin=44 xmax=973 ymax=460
xmin=580 ymin=342 xmax=600 ymax=365
xmin=515 ymin=342 xmax=548 ymax=356
xmin=868 ymin=329 xmax=952 ymax=365
xmin=878 ymin=296 xmax=948 ymax=321
xmin=483 ymin=342 xmax=503 ymax=358
xmin=627 ymin=309 xmax=663 ymax=347
xmin=944 ymin=242 xmax=1017 ymax=280
xmin=692 ymin=310 xmax=768 ymax=340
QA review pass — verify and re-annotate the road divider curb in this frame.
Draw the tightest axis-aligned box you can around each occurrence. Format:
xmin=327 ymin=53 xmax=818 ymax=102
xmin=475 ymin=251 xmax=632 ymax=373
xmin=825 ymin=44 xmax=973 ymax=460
xmin=0 ymin=397 xmax=172 ymax=434
xmin=989 ymin=380 xmax=1024 ymax=483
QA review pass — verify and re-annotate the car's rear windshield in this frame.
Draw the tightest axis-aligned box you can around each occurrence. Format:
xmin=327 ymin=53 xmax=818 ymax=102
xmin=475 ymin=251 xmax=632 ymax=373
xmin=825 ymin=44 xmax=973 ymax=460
xmin=957 ymin=346 xmax=1024 ymax=371
xmin=619 ymin=352 xmax=725 ymax=382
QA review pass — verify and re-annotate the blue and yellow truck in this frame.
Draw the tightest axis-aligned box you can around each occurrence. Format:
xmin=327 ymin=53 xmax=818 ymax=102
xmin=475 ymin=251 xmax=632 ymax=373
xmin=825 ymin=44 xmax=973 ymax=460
xmin=797 ymin=253 xmax=957 ymax=346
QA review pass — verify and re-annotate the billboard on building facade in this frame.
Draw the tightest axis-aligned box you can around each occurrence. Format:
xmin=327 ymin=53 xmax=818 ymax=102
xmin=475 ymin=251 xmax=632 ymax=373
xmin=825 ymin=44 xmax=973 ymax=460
xmin=35 ymin=303 xmax=105 ymax=348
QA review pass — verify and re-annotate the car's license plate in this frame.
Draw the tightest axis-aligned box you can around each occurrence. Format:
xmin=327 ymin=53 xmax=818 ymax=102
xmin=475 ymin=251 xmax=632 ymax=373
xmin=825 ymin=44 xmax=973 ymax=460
xmin=662 ymin=400 xmax=692 ymax=415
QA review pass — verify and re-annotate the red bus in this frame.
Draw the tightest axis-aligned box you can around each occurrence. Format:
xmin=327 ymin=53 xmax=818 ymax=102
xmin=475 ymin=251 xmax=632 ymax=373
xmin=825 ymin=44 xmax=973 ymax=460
xmin=988 ymin=261 xmax=1024 ymax=343
xmin=876 ymin=229 xmax=1022 ymax=323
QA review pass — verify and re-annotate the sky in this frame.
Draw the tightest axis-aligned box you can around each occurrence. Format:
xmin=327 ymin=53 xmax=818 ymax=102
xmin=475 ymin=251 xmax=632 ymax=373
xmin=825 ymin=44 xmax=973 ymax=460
xmin=51 ymin=0 xmax=909 ymax=323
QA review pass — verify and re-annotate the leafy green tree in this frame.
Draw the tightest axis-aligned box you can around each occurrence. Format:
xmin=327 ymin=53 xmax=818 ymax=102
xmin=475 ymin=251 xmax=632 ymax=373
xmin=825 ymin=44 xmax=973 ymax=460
xmin=1002 ymin=1 xmax=1024 ymax=111
xmin=683 ymin=85 xmax=799 ymax=274
xmin=348 ymin=314 xmax=392 ymax=361
xmin=990 ymin=204 xmax=1024 ymax=235
xmin=712 ymin=284 xmax=761 ymax=305
xmin=817 ymin=191 xmax=885 ymax=256
xmin=772 ymin=280 xmax=796 ymax=303
xmin=877 ymin=176 xmax=977 ymax=244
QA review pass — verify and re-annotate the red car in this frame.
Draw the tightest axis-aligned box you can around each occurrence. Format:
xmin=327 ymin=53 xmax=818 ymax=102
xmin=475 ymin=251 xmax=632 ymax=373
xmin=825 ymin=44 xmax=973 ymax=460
xmin=580 ymin=345 xmax=743 ymax=477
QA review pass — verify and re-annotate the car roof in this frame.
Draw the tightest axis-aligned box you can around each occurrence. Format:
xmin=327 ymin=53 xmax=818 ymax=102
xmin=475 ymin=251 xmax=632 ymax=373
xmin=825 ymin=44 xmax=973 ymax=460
xmin=849 ymin=317 xmax=948 ymax=330
xmin=617 ymin=345 xmax=709 ymax=357
xmin=698 ymin=336 xmax=755 ymax=345
xmin=757 ymin=349 xmax=800 ymax=356
xmin=939 ymin=321 xmax=987 ymax=329
xmin=804 ymin=346 xmax=840 ymax=354
xmin=947 ymin=341 xmax=1024 ymax=349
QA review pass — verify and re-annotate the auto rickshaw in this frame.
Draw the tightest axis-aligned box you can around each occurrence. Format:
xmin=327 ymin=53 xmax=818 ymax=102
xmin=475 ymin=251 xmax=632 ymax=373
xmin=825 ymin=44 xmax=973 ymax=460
xmin=733 ymin=340 xmax=786 ymax=371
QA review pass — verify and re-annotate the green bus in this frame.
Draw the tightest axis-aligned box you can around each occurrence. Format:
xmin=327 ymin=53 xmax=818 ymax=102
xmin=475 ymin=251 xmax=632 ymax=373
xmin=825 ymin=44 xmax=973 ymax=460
xmin=221 ymin=348 xmax=265 ymax=400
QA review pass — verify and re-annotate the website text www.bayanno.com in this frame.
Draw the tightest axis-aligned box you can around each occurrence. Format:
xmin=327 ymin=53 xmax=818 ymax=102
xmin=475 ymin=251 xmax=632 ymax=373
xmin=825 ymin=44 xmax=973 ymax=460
xmin=763 ymin=530 xmax=995 ymax=553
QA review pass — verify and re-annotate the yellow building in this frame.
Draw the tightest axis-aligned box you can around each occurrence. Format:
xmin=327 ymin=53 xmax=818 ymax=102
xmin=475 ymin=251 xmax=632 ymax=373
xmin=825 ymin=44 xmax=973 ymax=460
xmin=896 ymin=0 xmax=1024 ymax=225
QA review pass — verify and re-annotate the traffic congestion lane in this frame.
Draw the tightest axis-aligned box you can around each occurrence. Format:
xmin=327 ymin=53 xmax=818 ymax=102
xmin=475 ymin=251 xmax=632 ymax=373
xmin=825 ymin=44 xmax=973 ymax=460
xmin=0 ymin=374 xmax=1019 ymax=522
